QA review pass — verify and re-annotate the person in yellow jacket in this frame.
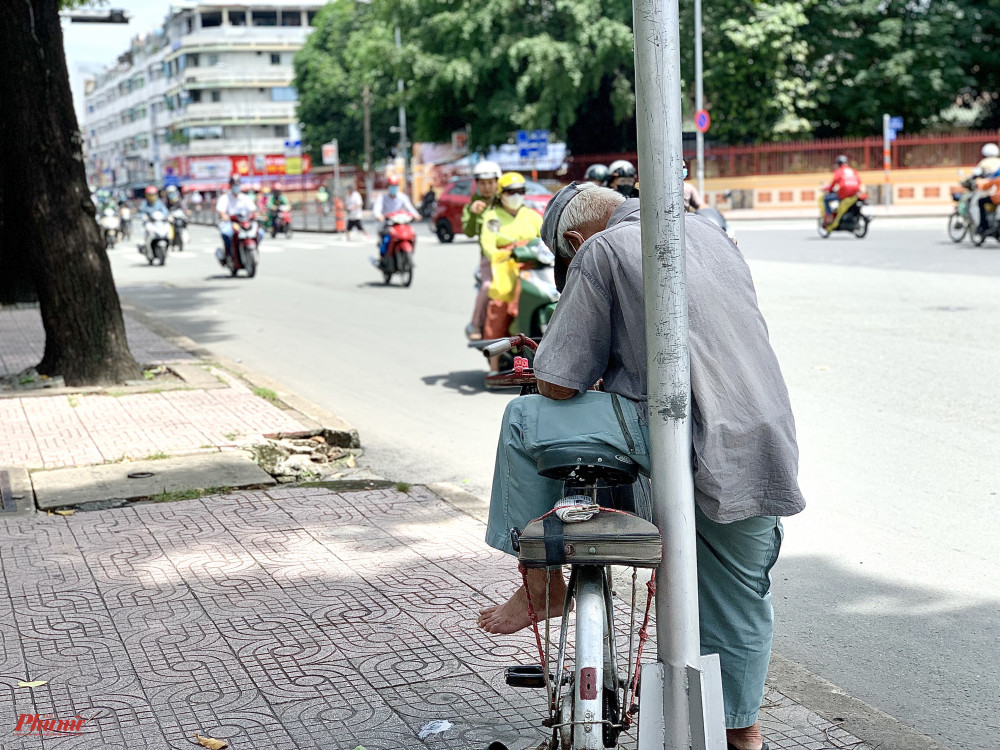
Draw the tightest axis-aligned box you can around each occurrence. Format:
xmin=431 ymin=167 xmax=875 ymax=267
xmin=479 ymin=172 xmax=543 ymax=371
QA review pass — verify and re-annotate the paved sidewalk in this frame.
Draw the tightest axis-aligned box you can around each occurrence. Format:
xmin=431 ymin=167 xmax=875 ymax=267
xmin=0 ymin=308 xmax=312 ymax=470
xmin=0 ymin=485 xmax=873 ymax=750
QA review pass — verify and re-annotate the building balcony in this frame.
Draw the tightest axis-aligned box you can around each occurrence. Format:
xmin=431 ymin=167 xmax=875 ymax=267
xmin=166 ymin=26 xmax=310 ymax=59
xmin=175 ymin=101 xmax=296 ymax=125
xmin=170 ymin=137 xmax=288 ymax=157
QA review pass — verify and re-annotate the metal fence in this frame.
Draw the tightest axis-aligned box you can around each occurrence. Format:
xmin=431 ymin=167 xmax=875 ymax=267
xmin=189 ymin=202 xmax=350 ymax=233
xmin=570 ymin=130 xmax=997 ymax=180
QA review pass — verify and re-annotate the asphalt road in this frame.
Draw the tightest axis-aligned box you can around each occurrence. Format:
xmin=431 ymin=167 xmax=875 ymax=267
xmin=109 ymin=216 xmax=1000 ymax=750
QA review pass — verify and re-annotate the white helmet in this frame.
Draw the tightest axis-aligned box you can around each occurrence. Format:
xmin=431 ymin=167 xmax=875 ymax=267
xmin=472 ymin=160 xmax=502 ymax=180
xmin=982 ymin=143 xmax=1000 ymax=159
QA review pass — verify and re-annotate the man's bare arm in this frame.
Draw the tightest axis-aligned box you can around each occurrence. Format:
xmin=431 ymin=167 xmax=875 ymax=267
xmin=538 ymin=379 xmax=578 ymax=400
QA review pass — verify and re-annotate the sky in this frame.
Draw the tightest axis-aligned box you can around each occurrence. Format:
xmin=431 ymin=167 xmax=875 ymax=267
xmin=63 ymin=0 xmax=175 ymax=123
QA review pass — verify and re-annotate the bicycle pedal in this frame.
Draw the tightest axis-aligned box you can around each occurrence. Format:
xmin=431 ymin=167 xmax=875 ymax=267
xmin=505 ymin=664 xmax=551 ymax=688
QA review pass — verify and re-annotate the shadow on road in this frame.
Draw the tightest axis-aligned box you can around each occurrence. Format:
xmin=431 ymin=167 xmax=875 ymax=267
xmin=421 ymin=370 xmax=508 ymax=395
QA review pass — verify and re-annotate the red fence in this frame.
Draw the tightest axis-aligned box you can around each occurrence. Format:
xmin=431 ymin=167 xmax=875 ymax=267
xmin=571 ymin=131 xmax=997 ymax=180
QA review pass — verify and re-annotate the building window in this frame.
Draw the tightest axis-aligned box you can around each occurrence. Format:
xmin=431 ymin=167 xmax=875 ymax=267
xmin=210 ymin=90 xmax=221 ymax=103
xmin=186 ymin=16 xmax=193 ymax=33
xmin=201 ymin=11 xmax=222 ymax=27
xmin=270 ymin=53 xmax=281 ymax=65
xmin=207 ymin=53 xmax=219 ymax=66
xmin=252 ymin=10 xmax=277 ymax=26
xmin=307 ymin=11 xmax=318 ymax=25
xmin=280 ymin=12 xmax=301 ymax=26
xmin=270 ymin=86 xmax=297 ymax=102
xmin=229 ymin=10 xmax=247 ymax=26
xmin=186 ymin=53 xmax=199 ymax=67
xmin=189 ymin=89 xmax=202 ymax=103
xmin=273 ymin=125 xmax=287 ymax=138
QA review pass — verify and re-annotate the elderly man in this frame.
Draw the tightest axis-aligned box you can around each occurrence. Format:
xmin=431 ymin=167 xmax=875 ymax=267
xmin=477 ymin=182 xmax=805 ymax=750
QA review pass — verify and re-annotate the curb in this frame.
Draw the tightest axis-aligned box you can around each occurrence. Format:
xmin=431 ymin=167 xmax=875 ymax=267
xmin=119 ymin=302 xmax=360 ymax=449
xmin=421 ymin=483 xmax=951 ymax=750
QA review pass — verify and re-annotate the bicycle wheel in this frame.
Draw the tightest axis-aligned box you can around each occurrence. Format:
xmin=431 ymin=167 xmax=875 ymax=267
xmin=947 ymin=212 xmax=968 ymax=243
xmin=570 ymin=567 xmax=609 ymax=750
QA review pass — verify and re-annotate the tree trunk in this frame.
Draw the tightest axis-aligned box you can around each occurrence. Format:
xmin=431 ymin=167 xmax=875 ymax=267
xmin=0 ymin=0 xmax=139 ymax=385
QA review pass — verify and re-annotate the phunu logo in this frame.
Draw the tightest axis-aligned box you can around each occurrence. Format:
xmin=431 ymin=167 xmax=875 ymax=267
xmin=13 ymin=713 xmax=87 ymax=736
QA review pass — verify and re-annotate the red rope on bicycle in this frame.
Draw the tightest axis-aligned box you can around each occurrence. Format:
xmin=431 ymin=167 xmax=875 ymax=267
xmin=519 ymin=563 xmax=547 ymax=668
xmin=623 ymin=571 xmax=656 ymax=728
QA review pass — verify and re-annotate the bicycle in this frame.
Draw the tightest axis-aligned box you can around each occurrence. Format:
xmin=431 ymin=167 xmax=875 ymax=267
xmin=482 ymin=336 xmax=662 ymax=750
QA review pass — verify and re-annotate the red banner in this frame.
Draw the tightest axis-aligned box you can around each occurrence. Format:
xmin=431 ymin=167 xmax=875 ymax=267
xmin=182 ymin=154 xmax=312 ymax=180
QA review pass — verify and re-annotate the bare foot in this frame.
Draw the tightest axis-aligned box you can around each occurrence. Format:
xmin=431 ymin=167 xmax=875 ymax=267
xmin=478 ymin=569 xmax=567 ymax=635
xmin=727 ymin=722 xmax=764 ymax=750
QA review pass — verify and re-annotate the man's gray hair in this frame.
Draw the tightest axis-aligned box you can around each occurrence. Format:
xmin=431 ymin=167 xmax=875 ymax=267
xmin=542 ymin=183 xmax=625 ymax=259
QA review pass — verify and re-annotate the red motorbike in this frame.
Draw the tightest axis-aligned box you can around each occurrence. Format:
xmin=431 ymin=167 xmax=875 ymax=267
xmin=271 ymin=206 xmax=293 ymax=239
xmin=219 ymin=206 xmax=260 ymax=278
xmin=377 ymin=210 xmax=416 ymax=286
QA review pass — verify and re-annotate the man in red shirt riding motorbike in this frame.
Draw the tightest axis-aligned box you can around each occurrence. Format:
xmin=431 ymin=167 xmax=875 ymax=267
xmin=823 ymin=155 xmax=861 ymax=229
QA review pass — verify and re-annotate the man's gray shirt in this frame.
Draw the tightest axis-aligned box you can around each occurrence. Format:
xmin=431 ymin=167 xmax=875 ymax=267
xmin=534 ymin=200 xmax=805 ymax=523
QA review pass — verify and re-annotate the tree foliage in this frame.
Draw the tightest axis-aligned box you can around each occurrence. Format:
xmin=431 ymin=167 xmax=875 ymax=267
xmin=294 ymin=0 xmax=1000 ymax=152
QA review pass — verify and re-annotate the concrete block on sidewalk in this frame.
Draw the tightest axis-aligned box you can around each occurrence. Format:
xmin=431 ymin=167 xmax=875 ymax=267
xmin=32 ymin=452 xmax=275 ymax=510
xmin=0 ymin=465 xmax=35 ymax=514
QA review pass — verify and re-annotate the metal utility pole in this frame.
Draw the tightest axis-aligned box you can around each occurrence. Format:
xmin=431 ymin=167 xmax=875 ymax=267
xmin=363 ymin=84 xmax=373 ymax=209
xmin=694 ymin=0 xmax=705 ymax=198
xmin=882 ymin=113 xmax=891 ymax=207
xmin=633 ymin=0 xmax=726 ymax=747
xmin=394 ymin=26 xmax=410 ymax=195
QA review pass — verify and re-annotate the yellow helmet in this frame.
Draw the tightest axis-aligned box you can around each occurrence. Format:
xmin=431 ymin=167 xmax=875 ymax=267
xmin=498 ymin=172 xmax=527 ymax=192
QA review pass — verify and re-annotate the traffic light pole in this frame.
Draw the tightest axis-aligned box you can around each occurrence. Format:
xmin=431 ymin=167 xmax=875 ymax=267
xmin=633 ymin=0 xmax=727 ymax=747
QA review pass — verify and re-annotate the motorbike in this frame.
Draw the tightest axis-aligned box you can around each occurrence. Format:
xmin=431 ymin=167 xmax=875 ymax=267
xmin=138 ymin=210 xmax=170 ymax=265
xmin=168 ymin=206 xmax=189 ymax=252
xmin=216 ymin=207 xmax=260 ymax=277
xmin=468 ymin=237 xmax=560 ymax=388
xmin=99 ymin=206 xmax=120 ymax=248
xmin=968 ymin=187 xmax=1000 ymax=246
xmin=374 ymin=210 xmax=416 ymax=286
xmin=119 ymin=205 xmax=132 ymax=240
xmin=419 ymin=191 xmax=437 ymax=220
xmin=270 ymin=206 xmax=293 ymax=238
xmin=817 ymin=191 xmax=872 ymax=238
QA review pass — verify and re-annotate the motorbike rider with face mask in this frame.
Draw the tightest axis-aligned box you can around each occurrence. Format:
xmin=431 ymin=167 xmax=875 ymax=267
xmin=372 ymin=176 xmax=419 ymax=262
xmin=479 ymin=172 xmax=543 ymax=370
xmin=604 ymin=159 xmax=638 ymax=198
xmin=463 ymin=160 xmax=504 ymax=340
xmin=216 ymin=174 xmax=260 ymax=265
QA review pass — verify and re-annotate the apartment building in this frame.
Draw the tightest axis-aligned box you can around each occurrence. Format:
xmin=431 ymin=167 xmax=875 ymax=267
xmin=83 ymin=1 xmax=323 ymax=193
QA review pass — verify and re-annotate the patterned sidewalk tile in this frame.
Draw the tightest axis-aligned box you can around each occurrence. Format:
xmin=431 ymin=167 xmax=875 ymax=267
xmin=0 ymin=487 xmax=875 ymax=750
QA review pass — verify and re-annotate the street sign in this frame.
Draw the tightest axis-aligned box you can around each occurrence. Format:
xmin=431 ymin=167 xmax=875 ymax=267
xmin=888 ymin=128 xmax=897 ymax=142
xmin=889 ymin=116 xmax=904 ymax=131
xmin=695 ymin=109 xmax=711 ymax=133
xmin=283 ymin=139 xmax=302 ymax=158
xmin=321 ymin=140 xmax=339 ymax=166
xmin=516 ymin=129 xmax=549 ymax=159
xmin=285 ymin=157 xmax=303 ymax=176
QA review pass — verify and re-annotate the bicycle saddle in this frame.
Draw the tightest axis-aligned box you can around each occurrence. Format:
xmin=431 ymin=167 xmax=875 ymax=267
xmin=536 ymin=444 xmax=639 ymax=487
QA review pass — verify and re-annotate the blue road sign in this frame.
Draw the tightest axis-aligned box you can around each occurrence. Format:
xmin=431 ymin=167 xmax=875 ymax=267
xmin=889 ymin=116 xmax=904 ymax=131
xmin=888 ymin=128 xmax=897 ymax=141
xmin=517 ymin=129 xmax=549 ymax=159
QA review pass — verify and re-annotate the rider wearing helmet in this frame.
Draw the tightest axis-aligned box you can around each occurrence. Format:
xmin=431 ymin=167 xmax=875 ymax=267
xmin=215 ymin=174 xmax=260 ymax=264
xmin=605 ymin=159 xmax=638 ymax=198
xmin=164 ymin=185 xmax=184 ymax=210
xmin=463 ymin=160 xmax=503 ymax=237
xmin=584 ymin=164 xmax=609 ymax=186
xmin=479 ymin=172 xmax=544 ymax=368
xmin=372 ymin=175 xmax=419 ymax=259
xmin=977 ymin=143 xmax=1000 ymax=178
xmin=823 ymin=155 xmax=861 ymax=227
xmin=266 ymin=182 xmax=290 ymax=228
xmin=137 ymin=185 xmax=167 ymax=221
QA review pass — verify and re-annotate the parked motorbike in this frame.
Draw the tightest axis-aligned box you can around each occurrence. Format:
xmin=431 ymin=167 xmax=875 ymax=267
xmin=947 ymin=171 xmax=980 ymax=243
xmin=817 ymin=192 xmax=872 ymax=238
xmin=468 ymin=238 xmax=560 ymax=388
xmin=99 ymin=206 xmax=121 ymax=249
xmin=374 ymin=210 xmax=416 ymax=286
xmin=270 ymin=207 xmax=293 ymax=238
xmin=169 ymin=207 xmax=189 ymax=252
xmin=216 ymin=207 xmax=260 ymax=277
xmin=139 ymin=210 xmax=170 ymax=265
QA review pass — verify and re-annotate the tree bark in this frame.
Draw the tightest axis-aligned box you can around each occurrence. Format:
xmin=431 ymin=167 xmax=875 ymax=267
xmin=0 ymin=0 xmax=139 ymax=385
